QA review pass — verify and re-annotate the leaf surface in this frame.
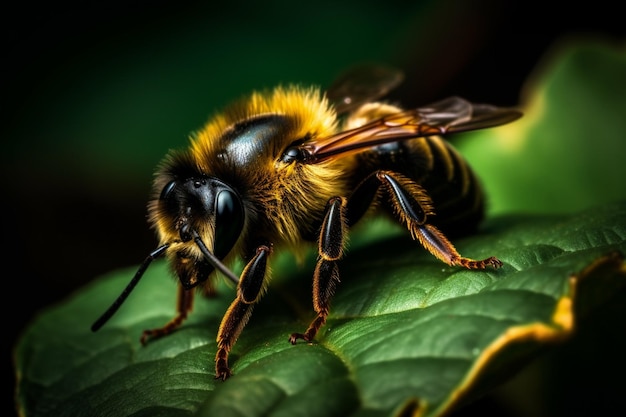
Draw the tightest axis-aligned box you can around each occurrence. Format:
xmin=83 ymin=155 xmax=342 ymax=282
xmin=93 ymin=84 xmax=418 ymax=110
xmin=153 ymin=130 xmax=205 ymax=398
xmin=14 ymin=202 xmax=626 ymax=417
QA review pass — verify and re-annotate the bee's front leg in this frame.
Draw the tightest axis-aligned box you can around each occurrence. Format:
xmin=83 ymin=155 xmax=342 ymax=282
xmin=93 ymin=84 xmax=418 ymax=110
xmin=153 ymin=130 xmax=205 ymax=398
xmin=215 ymin=244 xmax=271 ymax=381
xmin=290 ymin=196 xmax=347 ymax=344
xmin=141 ymin=286 xmax=194 ymax=344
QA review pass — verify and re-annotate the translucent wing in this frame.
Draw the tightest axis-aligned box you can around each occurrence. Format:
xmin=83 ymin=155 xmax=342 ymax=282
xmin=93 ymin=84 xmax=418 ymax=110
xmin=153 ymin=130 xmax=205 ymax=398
xmin=301 ymin=96 xmax=522 ymax=164
xmin=326 ymin=64 xmax=404 ymax=114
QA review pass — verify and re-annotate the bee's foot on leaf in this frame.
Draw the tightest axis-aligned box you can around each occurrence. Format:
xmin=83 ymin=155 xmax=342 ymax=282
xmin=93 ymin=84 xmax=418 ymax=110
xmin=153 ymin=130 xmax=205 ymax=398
xmin=215 ymin=368 xmax=232 ymax=381
xmin=288 ymin=333 xmax=309 ymax=345
xmin=140 ymin=331 xmax=153 ymax=346
xmin=487 ymin=257 xmax=503 ymax=268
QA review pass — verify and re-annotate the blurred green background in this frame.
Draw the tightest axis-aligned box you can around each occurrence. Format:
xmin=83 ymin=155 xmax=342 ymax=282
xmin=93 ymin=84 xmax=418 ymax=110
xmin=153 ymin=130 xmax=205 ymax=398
xmin=4 ymin=1 xmax=624 ymax=415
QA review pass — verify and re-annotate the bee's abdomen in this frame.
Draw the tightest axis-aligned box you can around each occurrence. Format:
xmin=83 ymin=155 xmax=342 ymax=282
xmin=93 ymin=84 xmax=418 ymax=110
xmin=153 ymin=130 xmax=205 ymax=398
xmin=358 ymin=136 xmax=485 ymax=235
xmin=416 ymin=136 xmax=485 ymax=235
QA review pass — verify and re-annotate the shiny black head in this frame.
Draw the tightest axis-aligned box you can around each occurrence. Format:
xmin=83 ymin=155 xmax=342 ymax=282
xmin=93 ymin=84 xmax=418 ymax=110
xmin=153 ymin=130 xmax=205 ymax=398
xmin=159 ymin=175 xmax=244 ymax=288
xmin=91 ymin=174 xmax=245 ymax=332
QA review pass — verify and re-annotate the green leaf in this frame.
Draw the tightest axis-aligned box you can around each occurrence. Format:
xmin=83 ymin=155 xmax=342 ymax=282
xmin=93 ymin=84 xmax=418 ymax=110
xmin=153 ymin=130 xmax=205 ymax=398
xmin=14 ymin=203 xmax=626 ymax=417
xmin=460 ymin=38 xmax=626 ymax=215
xmin=14 ymin=40 xmax=626 ymax=417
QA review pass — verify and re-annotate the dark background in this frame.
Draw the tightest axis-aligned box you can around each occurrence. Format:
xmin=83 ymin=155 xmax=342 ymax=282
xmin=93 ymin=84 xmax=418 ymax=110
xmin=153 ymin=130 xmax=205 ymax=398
xmin=5 ymin=1 xmax=624 ymax=416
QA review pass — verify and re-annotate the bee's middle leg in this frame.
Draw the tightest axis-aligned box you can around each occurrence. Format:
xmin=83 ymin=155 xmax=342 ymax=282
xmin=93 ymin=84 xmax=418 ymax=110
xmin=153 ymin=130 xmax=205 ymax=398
xmin=289 ymin=196 xmax=347 ymax=344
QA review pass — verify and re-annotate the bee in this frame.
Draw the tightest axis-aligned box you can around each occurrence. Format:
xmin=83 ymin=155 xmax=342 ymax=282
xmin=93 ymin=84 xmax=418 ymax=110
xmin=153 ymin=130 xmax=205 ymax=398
xmin=91 ymin=64 xmax=522 ymax=380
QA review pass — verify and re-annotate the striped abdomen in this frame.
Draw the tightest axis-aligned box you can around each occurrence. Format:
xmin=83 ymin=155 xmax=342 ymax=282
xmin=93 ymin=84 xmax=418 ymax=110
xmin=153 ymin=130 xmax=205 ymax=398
xmin=355 ymin=135 xmax=485 ymax=235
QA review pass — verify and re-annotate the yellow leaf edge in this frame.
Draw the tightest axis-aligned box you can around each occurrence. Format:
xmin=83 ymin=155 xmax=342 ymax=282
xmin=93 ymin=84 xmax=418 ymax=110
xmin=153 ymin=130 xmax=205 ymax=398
xmin=418 ymin=250 xmax=626 ymax=417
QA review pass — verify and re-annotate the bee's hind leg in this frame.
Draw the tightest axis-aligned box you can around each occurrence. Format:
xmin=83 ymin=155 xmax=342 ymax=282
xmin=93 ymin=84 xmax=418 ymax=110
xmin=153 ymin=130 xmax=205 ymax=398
xmin=289 ymin=196 xmax=347 ymax=344
xmin=377 ymin=170 xmax=502 ymax=269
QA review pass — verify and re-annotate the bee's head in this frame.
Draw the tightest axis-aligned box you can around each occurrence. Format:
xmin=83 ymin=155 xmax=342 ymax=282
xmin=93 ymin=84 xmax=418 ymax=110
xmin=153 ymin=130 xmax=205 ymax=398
xmin=155 ymin=175 xmax=244 ymax=289
xmin=91 ymin=172 xmax=244 ymax=333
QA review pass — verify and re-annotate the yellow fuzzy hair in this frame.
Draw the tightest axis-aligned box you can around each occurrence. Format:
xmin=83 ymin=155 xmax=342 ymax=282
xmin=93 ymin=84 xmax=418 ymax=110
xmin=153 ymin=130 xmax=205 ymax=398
xmin=178 ymin=85 xmax=356 ymax=260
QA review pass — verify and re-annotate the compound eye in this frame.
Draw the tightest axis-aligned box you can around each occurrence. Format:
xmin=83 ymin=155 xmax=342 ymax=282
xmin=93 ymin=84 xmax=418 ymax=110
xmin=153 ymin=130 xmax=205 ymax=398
xmin=214 ymin=189 xmax=244 ymax=259
xmin=159 ymin=180 xmax=181 ymax=215
xmin=160 ymin=180 xmax=177 ymax=201
xmin=280 ymin=146 xmax=303 ymax=164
